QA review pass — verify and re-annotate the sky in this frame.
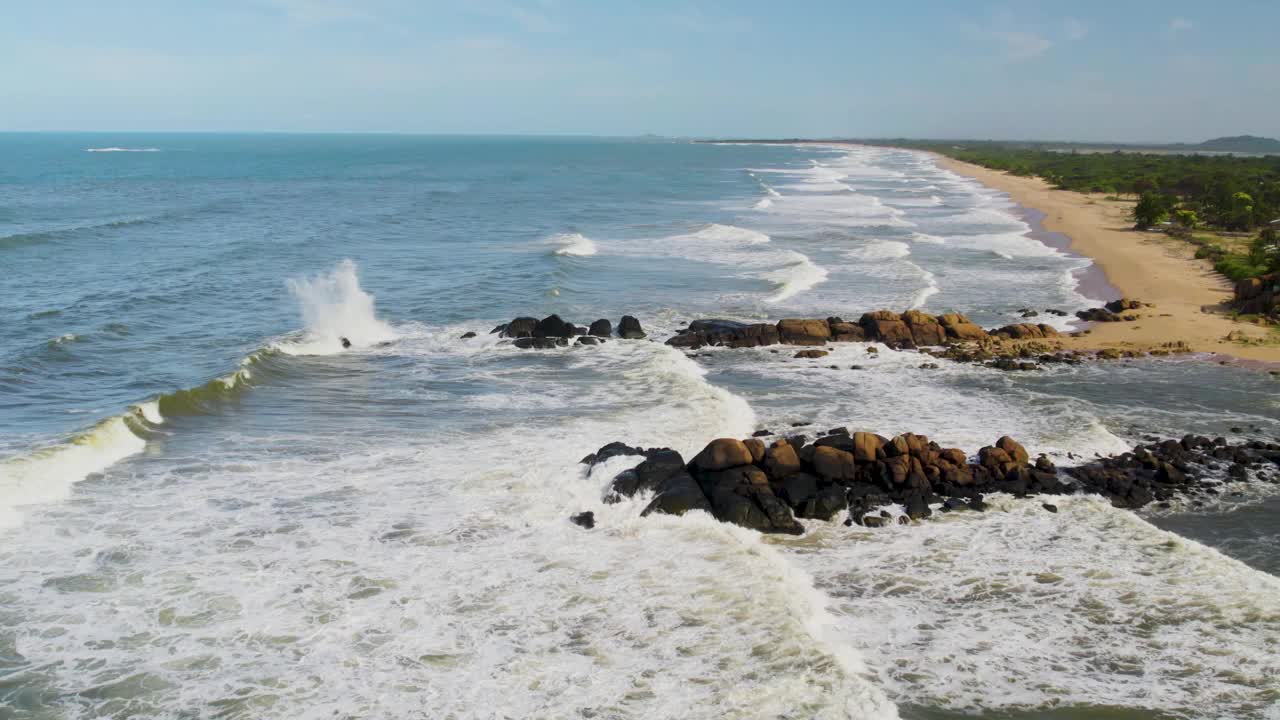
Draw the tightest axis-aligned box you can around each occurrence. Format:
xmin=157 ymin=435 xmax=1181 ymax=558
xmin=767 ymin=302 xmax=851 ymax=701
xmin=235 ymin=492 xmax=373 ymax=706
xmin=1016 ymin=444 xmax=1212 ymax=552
xmin=2 ymin=0 xmax=1278 ymax=142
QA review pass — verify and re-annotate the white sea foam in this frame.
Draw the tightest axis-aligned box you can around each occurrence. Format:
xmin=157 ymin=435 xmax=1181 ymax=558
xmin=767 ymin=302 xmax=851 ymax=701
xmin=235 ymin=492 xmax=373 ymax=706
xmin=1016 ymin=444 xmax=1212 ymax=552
xmin=762 ymin=251 xmax=830 ymax=303
xmin=548 ymin=232 xmax=598 ymax=256
xmin=792 ymin=495 xmax=1280 ymax=717
xmin=0 ymin=415 xmax=149 ymax=529
xmin=279 ymin=259 xmax=396 ymax=355
xmin=907 ymin=267 xmax=940 ymax=309
xmin=909 ymin=232 xmax=946 ymax=244
xmin=845 ymin=240 xmax=911 ymax=261
xmin=85 ymin=147 xmax=161 ymax=153
xmin=753 ymin=197 xmax=774 ymax=209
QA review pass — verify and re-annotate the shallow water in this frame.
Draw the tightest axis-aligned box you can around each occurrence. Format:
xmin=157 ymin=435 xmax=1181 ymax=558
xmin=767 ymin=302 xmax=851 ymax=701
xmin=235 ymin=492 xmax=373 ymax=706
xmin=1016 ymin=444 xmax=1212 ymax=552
xmin=2 ymin=135 xmax=1278 ymax=719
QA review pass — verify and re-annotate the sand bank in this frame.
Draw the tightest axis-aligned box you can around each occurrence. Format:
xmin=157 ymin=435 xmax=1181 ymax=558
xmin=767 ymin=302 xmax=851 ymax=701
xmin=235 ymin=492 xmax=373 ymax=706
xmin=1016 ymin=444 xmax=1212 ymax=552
xmin=933 ymin=155 xmax=1280 ymax=364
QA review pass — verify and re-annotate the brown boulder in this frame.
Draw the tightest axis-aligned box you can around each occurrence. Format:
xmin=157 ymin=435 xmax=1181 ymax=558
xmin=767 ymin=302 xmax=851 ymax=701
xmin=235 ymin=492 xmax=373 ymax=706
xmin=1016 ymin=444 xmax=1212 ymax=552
xmin=777 ymin=318 xmax=832 ymax=346
xmin=794 ymin=349 xmax=829 ymax=359
xmin=881 ymin=455 xmax=911 ymax=485
xmin=852 ymin=432 xmax=885 ymax=462
xmin=901 ymin=311 xmax=947 ymax=346
xmin=860 ymin=313 xmax=915 ymax=347
xmin=812 ymin=446 xmax=857 ymax=481
xmin=940 ymin=448 xmax=968 ymax=466
xmin=829 ymin=322 xmax=867 ymax=341
xmin=743 ymin=438 xmax=766 ymax=464
xmin=978 ymin=446 xmax=1012 ymax=469
xmin=945 ymin=323 xmax=988 ymax=341
xmin=693 ymin=439 xmax=755 ymax=471
xmin=997 ymin=436 xmax=1030 ymax=465
xmin=763 ymin=442 xmax=802 ymax=478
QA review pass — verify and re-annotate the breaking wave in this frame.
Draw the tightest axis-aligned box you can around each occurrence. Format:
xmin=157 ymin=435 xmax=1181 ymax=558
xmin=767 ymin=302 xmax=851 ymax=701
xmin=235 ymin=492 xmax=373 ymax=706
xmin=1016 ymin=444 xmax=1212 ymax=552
xmin=85 ymin=147 xmax=161 ymax=153
xmin=548 ymin=232 xmax=598 ymax=257
xmin=279 ymin=259 xmax=397 ymax=355
xmin=763 ymin=251 xmax=830 ymax=304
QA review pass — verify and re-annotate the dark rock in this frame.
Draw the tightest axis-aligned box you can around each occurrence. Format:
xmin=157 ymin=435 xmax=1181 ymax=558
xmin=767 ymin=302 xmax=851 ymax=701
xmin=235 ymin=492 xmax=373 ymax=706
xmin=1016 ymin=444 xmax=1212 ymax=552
xmin=460 ymin=331 xmax=477 ymax=339
xmin=589 ymin=319 xmax=612 ymax=337
xmin=1076 ymin=308 xmax=1123 ymax=322
xmin=752 ymin=429 xmax=773 ymax=437
xmin=534 ymin=314 xmax=575 ymax=338
xmin=776 ymin=472 xmax=819 ymax=507
xmin=618 ymin=315 xmax=646 ymax=339
xmin=502 ymin=317 xmax=539 ymax=338
xmin=589 ymin=441 xmax=647 ymax=466
xmin=642 ymin=472 xmax=713 ymax=517
xmin=610 ymin=449 xmax=687 ymax=498
xmin=570 ymin=511 xmax=595 ymax=529
xmin=576 ymin=336 xmax=603 ymax=346
xmin=1042 ymin=503 xmax=1058 ymax=514
xmin=514 ymin=337 xmax=563 ymax=349
xmin=797 ymin=485 xmax=847 ymax=521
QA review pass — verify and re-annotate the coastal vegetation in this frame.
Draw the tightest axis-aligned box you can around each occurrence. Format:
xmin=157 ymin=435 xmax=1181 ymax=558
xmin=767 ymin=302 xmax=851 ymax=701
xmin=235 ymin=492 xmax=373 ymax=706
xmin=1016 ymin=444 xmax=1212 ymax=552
xmin=877 ymin=140 xmax=1280 ymax=231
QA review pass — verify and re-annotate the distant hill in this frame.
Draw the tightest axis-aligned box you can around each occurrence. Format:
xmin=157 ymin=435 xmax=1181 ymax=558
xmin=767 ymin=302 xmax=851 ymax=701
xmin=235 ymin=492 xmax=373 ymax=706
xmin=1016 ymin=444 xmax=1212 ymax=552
xmin=1184 ymin=135 xmax=1280 ymax=154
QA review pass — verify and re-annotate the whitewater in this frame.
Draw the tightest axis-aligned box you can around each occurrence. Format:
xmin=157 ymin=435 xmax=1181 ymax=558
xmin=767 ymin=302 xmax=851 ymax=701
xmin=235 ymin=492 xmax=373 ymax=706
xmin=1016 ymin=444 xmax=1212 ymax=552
xmin=2 ymin=135 xmax=1277 ymax=720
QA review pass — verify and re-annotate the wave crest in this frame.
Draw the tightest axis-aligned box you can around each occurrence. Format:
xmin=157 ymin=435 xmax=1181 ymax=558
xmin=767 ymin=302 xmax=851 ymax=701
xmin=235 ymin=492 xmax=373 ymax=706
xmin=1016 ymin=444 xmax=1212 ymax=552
xmin=549 ymin=232 xmax=598 ymax=257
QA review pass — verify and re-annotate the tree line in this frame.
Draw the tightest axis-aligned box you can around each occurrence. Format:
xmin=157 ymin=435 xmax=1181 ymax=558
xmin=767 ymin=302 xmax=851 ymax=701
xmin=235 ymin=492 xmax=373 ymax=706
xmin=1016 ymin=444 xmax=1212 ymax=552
xmin=872 ymin=141 xmax=1280 ymax=232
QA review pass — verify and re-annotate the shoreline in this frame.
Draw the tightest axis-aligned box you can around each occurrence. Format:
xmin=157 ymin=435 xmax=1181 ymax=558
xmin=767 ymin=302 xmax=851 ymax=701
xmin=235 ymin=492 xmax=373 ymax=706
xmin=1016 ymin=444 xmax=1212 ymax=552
xmin=924 ymin=152 xmax=1280 ymax=364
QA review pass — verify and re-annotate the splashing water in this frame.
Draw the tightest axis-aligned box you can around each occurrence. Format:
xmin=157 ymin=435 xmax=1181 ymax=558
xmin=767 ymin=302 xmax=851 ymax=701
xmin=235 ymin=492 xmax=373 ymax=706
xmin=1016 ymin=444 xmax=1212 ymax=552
xmin=280 ymin=259 xmax=396 ymax=354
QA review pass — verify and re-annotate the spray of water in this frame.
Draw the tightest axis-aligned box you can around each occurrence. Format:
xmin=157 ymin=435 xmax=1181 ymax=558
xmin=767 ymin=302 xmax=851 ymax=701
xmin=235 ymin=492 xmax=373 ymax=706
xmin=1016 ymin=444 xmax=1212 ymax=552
xmin=281 ymin=259 xmax=396 ymax=354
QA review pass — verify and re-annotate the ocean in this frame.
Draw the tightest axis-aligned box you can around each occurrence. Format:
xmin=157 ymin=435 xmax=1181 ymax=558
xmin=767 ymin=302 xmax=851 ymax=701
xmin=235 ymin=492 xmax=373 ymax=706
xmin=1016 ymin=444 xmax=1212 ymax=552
xmin=1 ymin=134 xmax=1277 ymax=719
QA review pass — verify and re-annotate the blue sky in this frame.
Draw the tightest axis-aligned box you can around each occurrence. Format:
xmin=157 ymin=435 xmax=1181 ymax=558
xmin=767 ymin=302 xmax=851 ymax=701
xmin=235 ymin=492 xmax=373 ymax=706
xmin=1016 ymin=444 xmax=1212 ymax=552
xmin=2 ymin=0 xmax=1277 ymax=141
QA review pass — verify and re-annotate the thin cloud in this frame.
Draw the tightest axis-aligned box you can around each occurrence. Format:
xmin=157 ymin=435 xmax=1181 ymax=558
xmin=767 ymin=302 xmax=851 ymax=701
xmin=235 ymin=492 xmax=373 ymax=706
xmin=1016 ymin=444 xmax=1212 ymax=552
xmin=1064 ymin=18 xmax=1088 ymax=41
xmin=471 ymin=1 xmax=564 ymax=33
xmin=1169 ymin=17 xmax=1194 ymax=33
xmin=261 ymin=0 xmax=375 ymax=24
xmin=995 ymin=30 xmax=1053 ymax=61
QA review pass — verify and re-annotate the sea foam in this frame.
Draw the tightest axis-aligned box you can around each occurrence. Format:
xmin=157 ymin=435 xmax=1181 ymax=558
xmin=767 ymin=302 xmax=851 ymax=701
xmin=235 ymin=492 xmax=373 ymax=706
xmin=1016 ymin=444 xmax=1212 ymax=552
xmin=280 ymin=259 xmax=396 ymax=355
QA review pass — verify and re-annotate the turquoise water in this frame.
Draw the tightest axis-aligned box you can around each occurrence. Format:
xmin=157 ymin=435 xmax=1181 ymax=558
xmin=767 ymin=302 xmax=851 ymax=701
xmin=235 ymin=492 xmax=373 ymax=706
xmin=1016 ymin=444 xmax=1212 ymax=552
xmin=1 ymin=135 xmax=1278 ymax=719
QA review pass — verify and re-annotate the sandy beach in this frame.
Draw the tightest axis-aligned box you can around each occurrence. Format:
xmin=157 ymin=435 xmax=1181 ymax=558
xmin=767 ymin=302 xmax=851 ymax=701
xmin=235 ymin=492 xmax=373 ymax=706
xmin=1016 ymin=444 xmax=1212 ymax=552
xmin=933 ymin=155 xmax=1280 ymax=364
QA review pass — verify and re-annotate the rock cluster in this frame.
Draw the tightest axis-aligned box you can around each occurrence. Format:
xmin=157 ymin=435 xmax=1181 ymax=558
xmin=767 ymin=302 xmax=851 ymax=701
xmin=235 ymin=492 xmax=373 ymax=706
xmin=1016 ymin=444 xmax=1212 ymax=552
xmin=922 ymin=339 xmax=1191 ymax=371
xmin=667 ymin=311 xmax=1010 ymax=351
xmin=1070 ymin=434 xmax=1280 ymax=508
xmin=586 ymin=430 xmax=1069 ymax=534
xmin=484 ymin=314 xmax=646 ymax=348
xmin=578 ymin=430 xmax=1279 ymax=533
xmin=1075 ymin=298 xmax=1150 ymax=323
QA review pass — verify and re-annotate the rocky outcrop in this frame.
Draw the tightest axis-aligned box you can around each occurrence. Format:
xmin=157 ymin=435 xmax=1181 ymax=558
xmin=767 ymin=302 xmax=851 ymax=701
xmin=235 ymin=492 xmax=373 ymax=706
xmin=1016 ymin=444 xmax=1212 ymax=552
xmin=1234 ymin=273 xmax=1278 ymax=316
xmin=666 ymin=310 xmax=1002 ymax=350
xmin=992 ymin=323 xmax=1061 ymax=340
xmin=586 ymin=429 xmax=1280 ymax=534
xmin=495 ymin=313 xmax=647 ymax=348
xmin=938 ymin=313 xmax=988 ymax=341
xmin=1076 ymin=299 xmax=1148 ymax=323
xmin=777 ymin=318 xmax=832 ymax=346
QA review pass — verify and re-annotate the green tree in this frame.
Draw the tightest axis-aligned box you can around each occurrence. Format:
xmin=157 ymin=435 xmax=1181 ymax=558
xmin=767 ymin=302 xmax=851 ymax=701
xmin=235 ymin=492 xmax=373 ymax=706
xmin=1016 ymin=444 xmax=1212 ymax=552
xmin=1133 ymin=193 xmax=1170 ymax=230
xmin=1174 ymin=209 xmax=1199 ymax=229
xmin=1228 ymin=191 xmax=1255 ymax=230
xmin=1250 ymin=228 xmax=1280 ymax=274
